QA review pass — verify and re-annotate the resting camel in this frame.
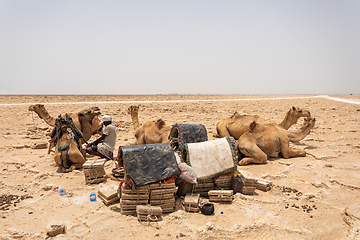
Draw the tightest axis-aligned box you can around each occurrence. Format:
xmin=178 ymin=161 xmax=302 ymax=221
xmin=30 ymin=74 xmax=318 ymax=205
xmin=235 ymin=117 xmax=316 ymax=166
xmin=127 ymin=105 xmax=171 ymax=145
xmin=29 ymin=104 xmax=102 ymax=141
xmin=53 ymin=116 xmax=86 ymax=173
xmin=214 ymin=106 xmax=311 ymax=142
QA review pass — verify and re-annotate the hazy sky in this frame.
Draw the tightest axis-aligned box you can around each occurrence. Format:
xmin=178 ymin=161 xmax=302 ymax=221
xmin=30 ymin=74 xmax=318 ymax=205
xmin=1 ymin=1 xmax=359 ymax=95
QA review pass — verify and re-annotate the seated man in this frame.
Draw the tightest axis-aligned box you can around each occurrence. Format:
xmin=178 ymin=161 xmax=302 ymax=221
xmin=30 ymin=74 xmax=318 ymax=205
xmin=86 ymin=115 xmax=116 ymax=160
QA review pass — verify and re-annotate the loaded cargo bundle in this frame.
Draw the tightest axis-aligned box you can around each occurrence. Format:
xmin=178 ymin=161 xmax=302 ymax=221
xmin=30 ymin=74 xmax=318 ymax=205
xmin=237 ymin=170 xmax=258 ymax=195
xmin=168 ymin=123 xmax=208 ymax=151
xmin=192 ymin=179 xmax=215 ymax=197
xmin=149 ymin=180 xmax=177 ymax=214
xmin=214 ymin=172 xmax=234 ymax=190
xmin=183 ymin=193 xmax=200 ymax=212
xmin=116 ymin=143 xmax=181 ymax=215
xmin=120 ymin=185 xmax=150 ymax=215
xmin=83 ymin=158 xmax=107 ymax=184
xmin=98 ymin=184 xmax=120 ymax=206
xmin=117 ymin=143 xmax=181 ymax=186
xmin=136 ymin=205 xmax=163 ymax=222
xmin=208 ymin=190 xmax=233 ymax=203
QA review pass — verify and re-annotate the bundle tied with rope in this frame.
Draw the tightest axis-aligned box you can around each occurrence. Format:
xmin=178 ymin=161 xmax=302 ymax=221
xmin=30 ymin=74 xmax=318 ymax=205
xmin=136 ymin=205 xmax=163 ymax=222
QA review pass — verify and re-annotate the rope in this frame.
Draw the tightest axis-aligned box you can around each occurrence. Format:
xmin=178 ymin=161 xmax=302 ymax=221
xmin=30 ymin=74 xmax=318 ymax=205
xmin=58 ymin=144 xmax=70 ymax=151
xmin=176 ymin=184 xmax=195 ymax=228
xmin=31 ymin=111 xmax=35 ymax=125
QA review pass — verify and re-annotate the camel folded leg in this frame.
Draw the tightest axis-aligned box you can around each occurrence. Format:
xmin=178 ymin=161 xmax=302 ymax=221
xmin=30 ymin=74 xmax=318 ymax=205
xmin=237 ymin=142 xmax=268 ymax=165
xmin=62 ymin=163 xmax=85 ymax=173
xmin=280 ymin=138 xmax=306 ymax=158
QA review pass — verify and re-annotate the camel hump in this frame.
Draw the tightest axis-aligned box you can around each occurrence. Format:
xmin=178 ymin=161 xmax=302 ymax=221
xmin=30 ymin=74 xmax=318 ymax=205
xmin=156 ymin=119 xmax=166 ymax=128
xmin=249 ymin=121 xmax=257 ymax=132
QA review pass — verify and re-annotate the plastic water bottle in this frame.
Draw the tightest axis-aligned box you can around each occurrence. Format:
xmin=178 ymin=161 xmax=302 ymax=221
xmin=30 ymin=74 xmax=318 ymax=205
xmin=90 ymin=193 xmax=96 ymax=202
xmin=59 ymin=188 xmax=66 ymax=196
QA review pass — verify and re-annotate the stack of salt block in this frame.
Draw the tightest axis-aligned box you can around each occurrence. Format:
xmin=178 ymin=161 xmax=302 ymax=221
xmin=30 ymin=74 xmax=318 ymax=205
xmin=149 ymin=182 xmax=177 ymax=214
xmin=208 ymin=190 xmax=233 ymax=202
xmin=98 ymin=183 xmax=120 ymax=206
xmin=238 ymin=170 xmax=257 ymax=195
xmin=214 ymin=172 xmax=234 ymax=190
xmin=120 ymin=185 xmax=149 ymax=215
xmin=83 ymin=158 xmax=106 ymax=184
xmin=193 ymin=179 xmax=215 ymax=197
xmin=256 ymin=179 xmax=272 ymax=192
xmin=183 ymin=193 xmax=200 ymax=212
xmin=136 ymin=205 xmax=163 ymax=222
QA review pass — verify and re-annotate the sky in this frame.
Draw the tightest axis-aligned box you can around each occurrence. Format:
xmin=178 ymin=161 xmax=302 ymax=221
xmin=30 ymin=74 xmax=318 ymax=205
xmin=0 ymin=1 xmax=359 ymax=95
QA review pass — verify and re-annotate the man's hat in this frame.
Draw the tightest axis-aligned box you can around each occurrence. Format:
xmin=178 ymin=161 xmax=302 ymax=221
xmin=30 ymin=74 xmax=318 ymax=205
xmin=101 ymin=115 xmax=111 ymax=123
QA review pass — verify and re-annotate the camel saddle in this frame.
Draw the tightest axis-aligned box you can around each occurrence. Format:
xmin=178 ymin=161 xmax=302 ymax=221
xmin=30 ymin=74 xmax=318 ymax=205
xmin=182 ymin=137 xmax=237 ymax=181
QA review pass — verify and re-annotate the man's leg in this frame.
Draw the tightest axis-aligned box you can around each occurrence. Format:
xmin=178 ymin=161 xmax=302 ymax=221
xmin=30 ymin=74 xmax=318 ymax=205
xmin=86 ymin=146 xmax=105 ymax=158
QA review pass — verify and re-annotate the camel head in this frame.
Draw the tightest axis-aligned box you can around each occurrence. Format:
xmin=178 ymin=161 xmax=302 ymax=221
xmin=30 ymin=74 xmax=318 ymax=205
xmin=29 ymin=104 xmax=46 ymax=113
xmin=303 ymin=117 xmax=316 ymax=128
xmin=127 ymin=105 xmax=139 ymax=115
xmin=290 ymin=106 xmax=311 ymax=118
xmin=78 ymin=107 xmax=102 ymax=135
xmin=78 ymin=106 xmax=101 ymax=120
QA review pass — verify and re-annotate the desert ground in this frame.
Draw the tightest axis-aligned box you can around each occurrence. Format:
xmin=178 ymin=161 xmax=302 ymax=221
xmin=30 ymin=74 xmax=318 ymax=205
xmin=0 ymin=94 xmax=360 ymax=240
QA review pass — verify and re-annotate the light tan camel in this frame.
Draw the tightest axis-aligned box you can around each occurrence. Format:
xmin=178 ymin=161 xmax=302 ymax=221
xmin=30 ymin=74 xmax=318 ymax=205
xmin=127 ymin=105 xmax=171 ymax=144
xmin=214 ymin=106 xmax=311 ymax=141
xmin=54 ymin=125 xmax=86 ymax=173
xmin=127 ymin=105 xmax=140 ymax=131
xmin=235 ymin=117 xmax=316 ymax=166
xmin=29 ymin=104 xmax=102 ymax=141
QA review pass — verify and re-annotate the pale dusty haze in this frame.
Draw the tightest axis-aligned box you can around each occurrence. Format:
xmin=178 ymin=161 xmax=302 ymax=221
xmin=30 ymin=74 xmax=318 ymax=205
xmin=0 ymin=1 xmax=359 ymax=95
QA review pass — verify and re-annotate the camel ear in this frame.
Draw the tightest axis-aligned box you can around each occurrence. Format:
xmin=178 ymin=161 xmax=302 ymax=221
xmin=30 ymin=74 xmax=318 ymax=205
xmin=249 ymin=121 xmax=257 ymax=132
xmin=156 ymin=119 xmax=165 ymax=128
xmin=292 ymin=106 xmax=296 ymax=111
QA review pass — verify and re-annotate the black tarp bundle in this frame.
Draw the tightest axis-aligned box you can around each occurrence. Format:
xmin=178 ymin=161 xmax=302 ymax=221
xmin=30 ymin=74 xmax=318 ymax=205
xmin=168 ymin=123 xmax=208 ymax=151
xmin=117 ymin=143 xmax=181 ymax=186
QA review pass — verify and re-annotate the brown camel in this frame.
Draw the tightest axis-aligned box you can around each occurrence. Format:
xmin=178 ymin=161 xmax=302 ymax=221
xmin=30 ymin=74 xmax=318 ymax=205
xmin=214 ymin=106 xmax=311 ymax=141
xmin=54 ymin=125 xmax=86 ymax=173
xmin=29 ymin=104 xmax=102 ymax=141
xmin=127 ymin=105 xmax=171 ymax=145
xmin=235 ymin=117 xmax=316 ymax=166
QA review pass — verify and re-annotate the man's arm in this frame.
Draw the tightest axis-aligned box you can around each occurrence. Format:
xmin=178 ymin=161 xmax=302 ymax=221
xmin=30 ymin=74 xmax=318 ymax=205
xmin=88 ymin=134 xmax=107 ymax=147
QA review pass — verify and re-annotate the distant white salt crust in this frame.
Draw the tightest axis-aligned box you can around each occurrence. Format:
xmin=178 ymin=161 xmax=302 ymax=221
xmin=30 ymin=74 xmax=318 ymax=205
xmin=1 ymin=95 xmax=360 ymax=106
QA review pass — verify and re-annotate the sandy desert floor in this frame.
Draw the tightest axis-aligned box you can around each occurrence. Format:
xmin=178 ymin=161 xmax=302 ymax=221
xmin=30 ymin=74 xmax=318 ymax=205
xmin=0 ymin=94 xmax=360 ymax=240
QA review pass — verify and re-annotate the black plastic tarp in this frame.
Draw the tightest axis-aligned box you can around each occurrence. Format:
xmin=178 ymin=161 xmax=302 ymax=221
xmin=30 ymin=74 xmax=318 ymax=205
xmin=119 ymin=143 xmax=181 ymax=186
xmin=168 ymin=123 xmax=208 ymax=151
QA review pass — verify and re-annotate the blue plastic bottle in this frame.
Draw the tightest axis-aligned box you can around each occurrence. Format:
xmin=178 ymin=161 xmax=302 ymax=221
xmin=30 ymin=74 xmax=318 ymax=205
xmin=59 ymin=188 xmax=66 ymax=196
xmin=90 ymin=193 xmax=96 ymax=202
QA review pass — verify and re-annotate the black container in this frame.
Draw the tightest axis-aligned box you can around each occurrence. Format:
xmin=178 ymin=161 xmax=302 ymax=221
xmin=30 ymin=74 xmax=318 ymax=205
xmin=232 ymin=174 xmax=244 ymax=194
